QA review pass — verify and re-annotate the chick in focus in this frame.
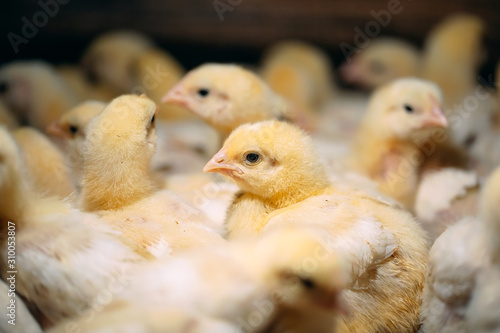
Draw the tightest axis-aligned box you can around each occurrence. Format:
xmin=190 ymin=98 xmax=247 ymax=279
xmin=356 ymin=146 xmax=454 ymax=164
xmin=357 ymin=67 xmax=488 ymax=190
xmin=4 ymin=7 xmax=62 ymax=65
xmin=162 ymin=63 xmax=312 ymax=138
xmin=0 ymin=61 xmax=78 ymax=131
xmin=421 ymin=165 xmax=500 ymax=333
xmin=204 ymin=120 xmax=429 ymax=332
xmin=79 ymin=94 xmax=224 ymax=257
xmin=340 ymin=38 xmax=421 ymax=89
xmin=12 ymin=127 xmax=75 ymax=198
xmin=261 ymin=40 xmax=336 ymax=113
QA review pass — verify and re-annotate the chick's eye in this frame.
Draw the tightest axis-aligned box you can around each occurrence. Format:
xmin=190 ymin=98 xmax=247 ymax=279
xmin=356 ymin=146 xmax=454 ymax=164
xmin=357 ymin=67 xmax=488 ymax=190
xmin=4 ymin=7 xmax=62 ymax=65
xmin=245 ymin=153 xmax=260 ymax=164
xmin=69 ymin=125 xmax=78 ymax=134
xmin=299 ymin=277 xmax=316 ymax=289
xmin=403 ymin=104 xmax=414 ymax=113
xmin=151 ymin=114 xmax=155 ymax=123
xmin=197 ymin=88 xmax=210 ymax=98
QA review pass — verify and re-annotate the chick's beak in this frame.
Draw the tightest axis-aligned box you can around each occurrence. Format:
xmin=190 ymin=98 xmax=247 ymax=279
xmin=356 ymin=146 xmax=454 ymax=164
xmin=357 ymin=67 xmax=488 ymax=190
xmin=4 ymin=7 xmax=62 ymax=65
xmin=46 ymin=120 xmax=68 ymax=138
xmin=422 ymin=98 xmax=448 ymax=128
xmin=203 ymin=148 xmax=243 ymax=176
xmin=161 ymin=83 xmax=188 ymax=107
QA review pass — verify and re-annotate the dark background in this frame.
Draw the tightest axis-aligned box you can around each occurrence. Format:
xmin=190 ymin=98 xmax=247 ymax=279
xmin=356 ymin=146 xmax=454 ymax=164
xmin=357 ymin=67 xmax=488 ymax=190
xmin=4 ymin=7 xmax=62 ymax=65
xmin=1 ymin=0 xmax=500 ymax=80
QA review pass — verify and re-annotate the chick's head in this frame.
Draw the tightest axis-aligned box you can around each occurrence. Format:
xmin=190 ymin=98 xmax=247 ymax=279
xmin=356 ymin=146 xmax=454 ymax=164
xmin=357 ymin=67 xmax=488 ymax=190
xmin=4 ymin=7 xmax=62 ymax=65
xmin=366 ymin=77 xmax=447 ymax=141
xmin=255 ymin=227 xmax=347 ymax=314
xmin=47 ymin=100 xmax=106 ymax=140
xmin=85 ymin=94 xmax=158 ymax=162
xmin=203 ymin=120 xmax=329 ymax=204
xmin=162 ymin=64 xmax=273 ymax=134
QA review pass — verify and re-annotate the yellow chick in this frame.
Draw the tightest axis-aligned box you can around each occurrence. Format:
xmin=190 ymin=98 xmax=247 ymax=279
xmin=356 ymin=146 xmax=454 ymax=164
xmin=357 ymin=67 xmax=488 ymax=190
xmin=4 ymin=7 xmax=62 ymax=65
xmin=349 ymin=78 xmax=452 ymax=209
xmin=0 ymin=100 xmax=18 ymax=129
xmin=79 ymin=94 xmax=224 ymax=257
xmin=204 ymin=120 xmax=429 ymax=332
xmin=421 ymin=165 xmax=500 ymax=333
xmin=12 ymin=127 xmax=75 ymax=198
xmin=0 ymin=61 xmax=78 ymax=131
xmin=0 ymin=126 xmax=146 ymax=327
xmin=162 ymin=63 xmax=311 ymax=138
xmin=46 ymin=100 xmax=106 ymax=182
xmin=261 ymin=40 xmax=336 ymax=112
xmin=340 ymin=38 xmax=421 ymax=89
xmin=81 ymin=30 xmax=154 ymax=94
xmin=51 ymin=227 xmax=346 ymax=333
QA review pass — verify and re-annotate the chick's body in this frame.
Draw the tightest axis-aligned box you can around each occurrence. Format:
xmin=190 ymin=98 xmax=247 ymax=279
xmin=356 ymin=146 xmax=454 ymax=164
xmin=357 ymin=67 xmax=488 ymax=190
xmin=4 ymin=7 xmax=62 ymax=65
xmin=204 ymin=120 xmax=429 ymax=332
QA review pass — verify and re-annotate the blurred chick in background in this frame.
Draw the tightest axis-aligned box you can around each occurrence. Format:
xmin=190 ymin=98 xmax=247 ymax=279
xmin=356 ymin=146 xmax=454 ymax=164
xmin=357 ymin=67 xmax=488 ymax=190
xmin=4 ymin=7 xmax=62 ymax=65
xmin=260 ymin=40 xmax=336 ymax=113
xmin=51 ymin=227 xmax=347 ymax=333
xmin=79 ymin=94 xmax=224 ymax=257
xmin=162 ymin=63 xmax=313 ymax=138
xmin=204 ymin=120 xmax=429 ymax=333
xmin=12 ymin=127 xmax=75 ymax=199
xmin=340 ymin=38 xmax=421 ymax=89
xmin=0 ymin=100 xmax=18 ymax=129
xmin=349 ymin=78 xmax=452 ymax=209
xmin=56 ymin=64 xmax=116 ymax=102
xmin=421 ymin=165 xmax=500 ymax=333
xmin=0 ymin=126 xmax=146 ymax=327
xmin=0 ymin=61 xmax=78 ymax=131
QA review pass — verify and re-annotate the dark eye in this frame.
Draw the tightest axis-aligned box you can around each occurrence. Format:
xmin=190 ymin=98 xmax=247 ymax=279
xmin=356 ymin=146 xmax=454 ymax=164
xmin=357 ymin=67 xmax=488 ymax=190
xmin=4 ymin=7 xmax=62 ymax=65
xmin=299 ymin=277 xmax=316 ymax=289
xmin=151 ymin=114 xmax=155 ymax=123
xmin=245 ymin=153 xmax=260 ymax=164
xmin=403 ymin=104 xmax=414 ymax=113
xmin=0 ymin=82 xmax=8 ymax=94
xmin=69 ymin=125 xmax=78 ymax=134
xmin=369 ymin=60 xmax=386 ymax=75
xmin=197 ymin=88 xmax=210 ymax=98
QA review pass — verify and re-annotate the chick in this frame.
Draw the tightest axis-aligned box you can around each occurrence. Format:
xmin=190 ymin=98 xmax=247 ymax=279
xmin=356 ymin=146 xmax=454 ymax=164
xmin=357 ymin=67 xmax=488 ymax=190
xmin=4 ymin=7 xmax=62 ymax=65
xmin=51 ymin=227 xmax=346 ymax=333
xmin=0 ymin=126 xmax=146 ymax=327
xmin=79 ymin=94 xmax=224 ymax=256
xmin=12 ymin=127 xmax=75 ymax=198
xmin=261 ymin=40 xmax=336 ymax=112
xmin=0 ymin=61 xmax=78 ymax=131
xmin=46 ymin=100 xmax=106 ymax=182
xmin=340 ymin=38 xmax=421 ymax=89
xmin=421 ymin=165 xmax=500 ymax=333
xmin=81 ymin=30 xmax=154 ymax=94
xmin=162 ymin=63 xmax=311 ymax=138
xmin=204 ymin=120 xmax=429 ymax=332
xmin=349 ymin=78 xmax=452 ymax=209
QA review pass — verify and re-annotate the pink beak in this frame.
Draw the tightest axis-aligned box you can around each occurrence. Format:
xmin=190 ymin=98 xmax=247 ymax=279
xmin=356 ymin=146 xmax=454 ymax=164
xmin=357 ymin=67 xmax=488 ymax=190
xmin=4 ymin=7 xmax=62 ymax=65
xmin=161 ymin=83 xmax=188 ymax=107
xmin=423 ymin=98 xmax=448 ymax=128
xmin=46 ymin=120 xmax=68 ymax=138
xmin=203 ymin=148 xmax=242 ymax=176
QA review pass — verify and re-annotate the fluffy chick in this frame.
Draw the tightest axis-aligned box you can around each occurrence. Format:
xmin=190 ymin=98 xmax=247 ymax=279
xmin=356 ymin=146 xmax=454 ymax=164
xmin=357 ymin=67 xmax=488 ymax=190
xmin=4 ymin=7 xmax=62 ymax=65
xmin=79 ymin=94 xmax=223 ymax=256
xmin=12 ymin=127 xmax=75 ymax=198
xmin=51 ymin=227 xmax=346 ymax=333
xmin=81 ymin=30 xmax=154 ymax=94
xmin=0 ymin=126 xmax=146 ymax=327
xmin=261 ymin=40 xmax=336 ymax=112
xmin=204 ymin=120 xmax=429 ymax=332
xmin=421 ymin=165 xmax=500 ymax=333
xmin=340 ymin=38 xmax=421 ymax=89
xmin=0 ymin=61 xmax=78 ymax=130
xmin=349 ymin=78 xmax=462 ymax=209
xmin=162 ymin=63 xmax=311 ymax=137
